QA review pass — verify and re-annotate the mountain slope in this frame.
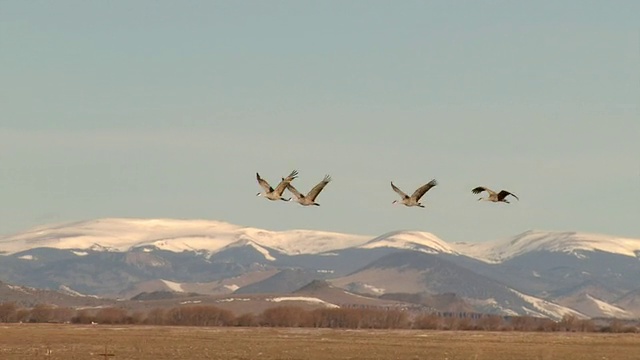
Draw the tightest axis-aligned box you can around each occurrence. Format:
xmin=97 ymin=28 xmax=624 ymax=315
xmin=359 ymin=231 xmax=458 ymax=254
xmin=0 ymin=281 xmax=115 ymax=308
xmin=234 ymin=268 xmax=329 ymax=294
xmin=331 ymin=251 xmax=585 ymax=320
xmin=1 ymin=218 xmax=640 ymax=319
xmin=4 ymin=219 xmax=639 ymax=262
xmin=0 ymin=218 xmax=370 ymax=256
xmin=456 ymin=230 xmax=640 ymax=263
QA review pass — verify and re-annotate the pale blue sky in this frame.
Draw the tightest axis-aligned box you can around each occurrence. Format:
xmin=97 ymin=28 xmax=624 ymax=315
xmin=1 ymin=1 xmax=638 ymax=242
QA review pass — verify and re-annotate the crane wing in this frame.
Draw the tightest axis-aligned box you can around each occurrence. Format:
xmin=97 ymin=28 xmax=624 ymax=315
xmin=256 ymin=173 xmax=274 ymax=192
xmin=391 ymin=181 xmax=409 ymax=199
xmin=306 ymin=175 xmax=331 ymax=201
xmin=273 ymin=169 xmax=299 ymax=196
xmin=498 ymin=190 xmax=519 ymax=201
xmin=411 ymin=179 xmax=438 ymax=200
xmin=285 ymin=182 xmax=304 ymax=200
xmin=471 ymin=186 xmax=495 ymax=195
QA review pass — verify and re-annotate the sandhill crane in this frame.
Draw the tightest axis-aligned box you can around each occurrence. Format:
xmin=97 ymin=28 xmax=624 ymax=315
xmin=256 ymin=170 xmax=298 ymax=201
xmin=472 ymin=186 xmax=519 ymax=203
xmin=286 ymin=175 xmax=332 ymax=206
xmin=391 ymin=179 xmax=438 ymax=208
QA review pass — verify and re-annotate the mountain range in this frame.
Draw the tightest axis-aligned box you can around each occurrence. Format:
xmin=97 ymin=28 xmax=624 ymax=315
xmin=1 ymin=218 xmax=639 ymax=320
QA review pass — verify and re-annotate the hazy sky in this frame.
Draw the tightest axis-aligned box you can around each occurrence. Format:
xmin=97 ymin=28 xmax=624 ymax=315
xmin=1 ymin=1 xmax=639 ymax=243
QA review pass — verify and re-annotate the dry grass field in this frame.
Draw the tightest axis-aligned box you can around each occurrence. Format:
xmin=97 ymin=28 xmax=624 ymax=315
xmin=0 ymin=324 xmax=639 ymax=360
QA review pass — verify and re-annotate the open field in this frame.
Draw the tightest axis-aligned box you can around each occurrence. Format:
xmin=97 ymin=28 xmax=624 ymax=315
xmin=0 ymin=324 xmax=639 ymax=360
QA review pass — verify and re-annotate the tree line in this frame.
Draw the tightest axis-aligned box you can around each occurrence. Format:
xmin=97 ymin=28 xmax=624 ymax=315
xmin=0 ymin=302 xmax=637 ymax=333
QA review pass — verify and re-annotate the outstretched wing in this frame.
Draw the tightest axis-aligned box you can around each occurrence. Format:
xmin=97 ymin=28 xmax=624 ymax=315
xmin=472 ymin=186 xmax=495 ymax=195
xmin=285 ymin=182 xmax=304 ymax=200
xmin=256 ymin=173 xmax=273 ymax=192
xmin=391 ymin=181 xmax=409 ymax=199
xmin=306 ymin=175 xmax=332 ymax=201
xmin=273 ymin=169 xmax=299 ymax=196
xmin=498 ymin=190 xmax=519 ymax=201
xmin=411 ymin=179 xmax=438 ymax=201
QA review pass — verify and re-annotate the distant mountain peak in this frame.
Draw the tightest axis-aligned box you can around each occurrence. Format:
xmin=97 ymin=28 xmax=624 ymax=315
xmin=456 ymin=230 xmax=640 ymax=263
xmin=359 ymin=230 xmax=458 ymax=255
xmin=0 ymin=217 xmax=368 ymax=256
xmin=2 ymin=217 xmax=639 ymax=268
xmin=295 ymin=279 xmax=332 ymax=293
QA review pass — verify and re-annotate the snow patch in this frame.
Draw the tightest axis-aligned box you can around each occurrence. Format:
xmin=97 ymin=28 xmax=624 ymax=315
xmin=510 ymin=289 xmax=587 ymax=320
xmin=316 ymin=269 xmax=334 ymax=274
xmin=214 ymin=239 xmax=277 ymax=261
xmin=6 ymin=284 xmax=32 ymax=294
xmin=216 ymin=298 xmax=251 ymax=303
xmin=18 ymin=254 xmax=34 ymax=260
xmin=248 ymin=242 xmax=276 ymax=261
xmin=180 ymin=300 xmax=202 ymax=305
xmin=520 ymin=307 xmax=547 ymax=318
xmin=59 ymin=285 xmax=99 ymax=298
xmin=586 ymin=294 xmax=632 ymax=318
xmin=464 ymin=297 xmax=524 ymax=317
xmin=359 ymin=284 xmax=385 ymax=295
xmin=457 ymin=230 xmax=640 ymax=263
xmin=160 ymin=279 xmax=184 ymax=292
xmin=360 ymin=231 xmax=458 ymax=254
xmin=224 ymin=284 xmax=239 ymax=292
xmin=267 ymin=296 xmax=340 ymax=308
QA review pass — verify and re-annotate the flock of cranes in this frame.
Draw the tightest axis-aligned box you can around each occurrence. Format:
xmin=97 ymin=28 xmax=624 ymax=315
xmin=256 ymin=170 xmax=519 ymax=207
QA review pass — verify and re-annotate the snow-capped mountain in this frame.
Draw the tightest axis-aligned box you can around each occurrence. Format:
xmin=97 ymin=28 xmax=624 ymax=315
xmin=455 ymin=230 xmax=640 ymax=263
xmin=1 ymin=218 xmax=639 ymax=319
xmin=0 ymin=218 xmax=370 ymax=256
xmin=3 ymin=219 xmax=638 ymax=261
xmin=330 ymin=251 xmax=586 ymax=321
xmin=359 ymin=230 xmax=458 ymax=255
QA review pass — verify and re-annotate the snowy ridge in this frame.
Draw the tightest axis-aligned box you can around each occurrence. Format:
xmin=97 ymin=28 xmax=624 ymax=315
xmin=1 ymin=218 xmax=639 ymax=263
xmin=455 ymin=230 xmax=640 ymax=263
xmin=465 ymin=298 xmax=519 ymax=317
xmin=267 ymin=296 xmax=340 ymax=308
xmin=58 ymin=285 xmax=100 ymax=298
xmin=359 ymin=231 xmax=458 ymax=254
xmin=0 ymin=218 xmax=369 ymax=256
xmin=510 ymin=289 xmax=587 ymax=320
xmin=160 ymin=279 xmax=184 ymax=292
xmin=585 ymin=294 xmax=632 ymax=319
xmin=214 ymin=239 xmax=277 ymax=261
xmin=5 ymin=284 xmax=35 ymax=295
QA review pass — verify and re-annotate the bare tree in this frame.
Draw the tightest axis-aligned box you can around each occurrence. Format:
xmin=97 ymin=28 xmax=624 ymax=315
xmin=261 ymin=306 xmax=310 ymax=327
xmin=0 ymin=302 xmax=17 ymax=323
xmin=477 ymin=315 xmax=505 ymax=331
xmin=95 ymin=307 xmax=128 ymax=324
xmin=412 ymin=313 xmax=441 ymax=330
xmin=145 ymin=308 xmax=166 ymax=325
xmin=235 ymin=313 xmax=258 ymax=327
xmin=72 ymin=309 xmax=95 ymax=324
xmin=29 ymin=304 xmax=55 ymax=323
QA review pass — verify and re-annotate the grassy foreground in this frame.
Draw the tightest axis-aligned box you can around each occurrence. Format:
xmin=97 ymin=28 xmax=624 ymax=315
xmin=0 ymin=324 xmax=638 ymax=359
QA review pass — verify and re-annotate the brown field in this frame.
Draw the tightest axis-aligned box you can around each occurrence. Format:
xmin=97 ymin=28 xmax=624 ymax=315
xmin=0 ymin=324 xmax=639 ymax=359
